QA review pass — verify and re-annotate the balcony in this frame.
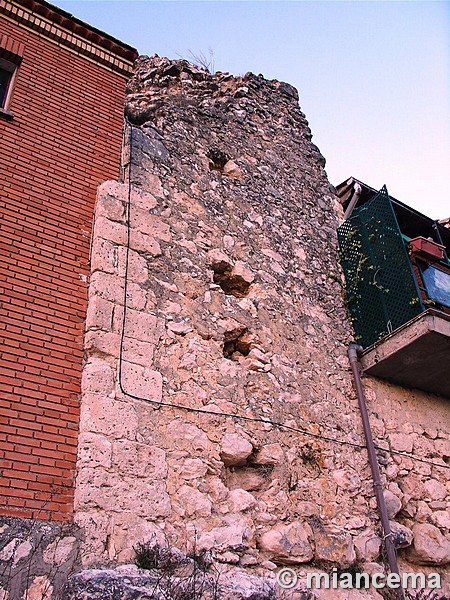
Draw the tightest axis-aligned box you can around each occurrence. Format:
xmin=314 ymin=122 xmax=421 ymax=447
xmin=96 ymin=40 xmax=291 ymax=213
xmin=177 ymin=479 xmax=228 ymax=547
xmin=336 ymin=178 xmax=450 ymax=399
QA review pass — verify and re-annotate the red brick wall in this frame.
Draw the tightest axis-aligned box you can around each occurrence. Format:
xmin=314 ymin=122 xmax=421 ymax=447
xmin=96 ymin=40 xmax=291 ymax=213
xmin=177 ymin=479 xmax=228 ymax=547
xmin=0 ymin=18 xmax=128 ymax=520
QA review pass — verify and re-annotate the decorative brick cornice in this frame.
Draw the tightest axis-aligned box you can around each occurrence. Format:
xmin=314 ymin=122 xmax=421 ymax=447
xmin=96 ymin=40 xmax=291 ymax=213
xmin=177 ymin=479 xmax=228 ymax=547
xmin=0 ymin=0 xmax=138 ymax=76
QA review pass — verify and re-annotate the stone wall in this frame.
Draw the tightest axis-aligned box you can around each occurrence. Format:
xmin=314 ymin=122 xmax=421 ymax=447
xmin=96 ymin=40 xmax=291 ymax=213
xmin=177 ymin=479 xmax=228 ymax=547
xmin=74 ymin=56 xmax=450 ymax=596
xmin=0 ymin=517 xmax=80 ymax=600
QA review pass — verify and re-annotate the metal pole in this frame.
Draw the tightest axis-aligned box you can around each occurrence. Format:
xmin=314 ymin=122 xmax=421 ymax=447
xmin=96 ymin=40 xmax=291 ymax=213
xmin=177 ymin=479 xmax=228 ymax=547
xmin=348 ymin=344 xmax=404 ymax=600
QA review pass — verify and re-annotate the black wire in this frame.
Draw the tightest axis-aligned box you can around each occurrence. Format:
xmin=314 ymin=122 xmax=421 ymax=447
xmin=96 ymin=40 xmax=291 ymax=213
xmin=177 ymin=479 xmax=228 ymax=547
xmin=117 ymin=119 xmax=450 ymax=473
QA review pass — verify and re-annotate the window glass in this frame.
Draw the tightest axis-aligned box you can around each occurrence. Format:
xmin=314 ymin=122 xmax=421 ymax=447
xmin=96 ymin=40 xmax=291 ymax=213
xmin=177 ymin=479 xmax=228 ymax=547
xmin=421 ymin=264 xmax=450 ymax=308
xmin=0 ymin=67 xmax=12 ymax=108
xmin=0 ymin=58 xmax=17 ymax=110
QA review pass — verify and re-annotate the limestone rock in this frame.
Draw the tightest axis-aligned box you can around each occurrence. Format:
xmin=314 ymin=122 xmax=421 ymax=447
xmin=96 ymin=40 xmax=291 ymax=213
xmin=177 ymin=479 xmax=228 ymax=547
xmin=409 ymin=523 xmax=450 ymax=565
xmin=332 ymin=469 xmax=361 ymax=492
xmin=222 ymin=160 xmax=243 ymax=180
xmin=227 ymin=467 xmax=267 ymax=492
xmin=353 ymin=529 xmax=381 ymax=562
xmin=383 ymin=489 xmax=402 ymax=519
xmin=314 ymin=587 xmax=384 ymax=600
xmin=252 ymin=444 xmax=284 ymax=465
xmin=220 ymin=434 xmax=253 ymax=466
xmin=166 ymin=421 xmax=211 ymax=452
xmin=64 ymin=565 xmax=277 ymax=600
xmin=175 ymin=485 xmax=212 ymax=517
xmin=389 ymin=521 xmax=413 ymax=549
xmin=217 ymin=571 xmax=276 ymax=599
xmin=198 ymin=518 xmax=254 ymax=552
xmin=43 ymin=536 xmax=77 ymax=566
xmin=178 ymin=458 xmax=208 ymax=480
xmin=389 ymin=433 xmax=413 ymax=454
xmin=231 ymin=261 xmax=255 ymax=285
xmin=258 ymin=522 xmax=313 ymax=565
xmin=27 ymin=576 xmax=52 ymax=600
xmin=228 ymin=489 xmax=257 ymax=513
xmin=207 ymin=249 xmax=231 ymax=271
xmin=313 ymin=530 xmax=356 ymax=567
xmin=431 ymin=510 xmax=450 ymax=530
xmin=424 ymin=479 xmax=448 ymax=501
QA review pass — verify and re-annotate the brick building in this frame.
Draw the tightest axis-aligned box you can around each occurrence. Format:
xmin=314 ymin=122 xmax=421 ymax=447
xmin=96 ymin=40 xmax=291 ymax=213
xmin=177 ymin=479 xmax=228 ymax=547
xmin=0 ymin=0 xmax=138 ymax=520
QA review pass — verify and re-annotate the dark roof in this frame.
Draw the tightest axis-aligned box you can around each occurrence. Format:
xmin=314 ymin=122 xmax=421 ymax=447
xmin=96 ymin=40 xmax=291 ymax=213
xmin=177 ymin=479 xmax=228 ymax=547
xmin=15 ymin=0 xmax=138 ymax=62
xmin=336 ymin=177 xmax=450 ymax=253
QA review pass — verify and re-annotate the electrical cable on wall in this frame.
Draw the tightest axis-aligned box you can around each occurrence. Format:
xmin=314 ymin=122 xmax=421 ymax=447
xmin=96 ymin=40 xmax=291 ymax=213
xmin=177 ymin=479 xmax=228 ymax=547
xmin=116 ymin=119 xmax=450 ymax=473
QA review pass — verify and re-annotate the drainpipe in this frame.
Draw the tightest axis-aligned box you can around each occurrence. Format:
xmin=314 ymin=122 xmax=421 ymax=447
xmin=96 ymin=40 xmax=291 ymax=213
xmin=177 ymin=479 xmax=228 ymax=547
xmin=432 ymin=220 xmax=449 ymax=263
xmin=344 ymin=180 xmax=362 ymax=220
xmin=348 ymin=344 xmax=404 ymax=600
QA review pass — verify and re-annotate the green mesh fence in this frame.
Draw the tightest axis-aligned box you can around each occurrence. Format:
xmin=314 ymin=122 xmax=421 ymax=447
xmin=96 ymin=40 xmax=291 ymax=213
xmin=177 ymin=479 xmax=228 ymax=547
xmin=338 ymin=186 xmax=423 ymax=348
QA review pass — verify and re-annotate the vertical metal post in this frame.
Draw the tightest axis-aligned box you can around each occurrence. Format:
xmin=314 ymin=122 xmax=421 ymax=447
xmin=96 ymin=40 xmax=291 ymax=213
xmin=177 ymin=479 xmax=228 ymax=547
xmin=348 ymin=344 xmax=404 ymax=600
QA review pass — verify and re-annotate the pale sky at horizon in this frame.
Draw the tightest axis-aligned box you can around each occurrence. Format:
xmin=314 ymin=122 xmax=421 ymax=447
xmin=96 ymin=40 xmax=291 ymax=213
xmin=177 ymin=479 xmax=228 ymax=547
xmin=52 ymin=0 xmax=450 ymax=220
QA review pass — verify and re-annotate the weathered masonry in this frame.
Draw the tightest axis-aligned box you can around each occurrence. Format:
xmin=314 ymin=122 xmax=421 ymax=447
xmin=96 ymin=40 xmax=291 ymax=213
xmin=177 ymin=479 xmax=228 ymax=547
xmin=0 ymin=22 xmax=449 ymax=597
xmin=69 ymin=57 xmax=448 ymax=597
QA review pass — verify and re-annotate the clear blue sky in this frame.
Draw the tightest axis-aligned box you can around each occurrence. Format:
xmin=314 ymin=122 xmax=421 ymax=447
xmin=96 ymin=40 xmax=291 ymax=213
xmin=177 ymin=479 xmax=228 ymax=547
xmin=53 ymin=0 xmax=450 ymax=219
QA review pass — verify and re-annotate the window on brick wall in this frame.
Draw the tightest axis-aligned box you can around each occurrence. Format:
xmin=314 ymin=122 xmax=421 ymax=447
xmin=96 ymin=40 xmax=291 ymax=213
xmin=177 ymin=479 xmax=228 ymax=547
xmin=0 ymin=34 xmax=25 ymax=114
xmin=0 ymin=58 xmax=17 ymax=110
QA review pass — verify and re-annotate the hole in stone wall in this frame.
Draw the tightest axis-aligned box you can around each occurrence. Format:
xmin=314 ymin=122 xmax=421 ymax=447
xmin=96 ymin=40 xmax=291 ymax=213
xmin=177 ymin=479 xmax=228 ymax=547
xmin=207 ymin=147 xmax=230 ymax=171
xmin=211 ymin=262 xmax=251 ymax=298
xmin=214 ymin=270 xmax=251 ymax=298
xmin=223 ymin=327 xmax=251 ymax=360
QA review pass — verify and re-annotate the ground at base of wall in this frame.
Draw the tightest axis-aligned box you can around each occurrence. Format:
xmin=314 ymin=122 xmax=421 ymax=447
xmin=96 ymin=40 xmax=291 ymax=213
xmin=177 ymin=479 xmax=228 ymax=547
xmin=0 ymin=516 xmax=81 ymax=600
xmin=63 ymin=564 xmax=276 ymax=600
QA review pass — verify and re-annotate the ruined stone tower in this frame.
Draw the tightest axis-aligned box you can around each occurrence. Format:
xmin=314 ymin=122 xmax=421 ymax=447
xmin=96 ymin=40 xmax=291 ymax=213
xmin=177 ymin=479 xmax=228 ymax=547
xmin=71 ymin=56 xmax=449 ymax=597
xmin=1 ymin=54 xmax=449 ymax=599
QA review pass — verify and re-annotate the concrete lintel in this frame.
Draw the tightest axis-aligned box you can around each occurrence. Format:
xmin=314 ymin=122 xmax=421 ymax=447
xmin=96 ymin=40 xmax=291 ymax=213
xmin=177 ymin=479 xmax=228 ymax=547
xmin=361 ymin=311 xmax=450 ymax=399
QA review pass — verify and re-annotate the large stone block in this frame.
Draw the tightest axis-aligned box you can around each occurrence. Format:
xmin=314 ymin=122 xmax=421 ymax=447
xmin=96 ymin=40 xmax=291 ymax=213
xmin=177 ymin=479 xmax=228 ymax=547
xmin=96 ymin=189 xmax=126 ymax=222
xmin=85 ymin=295 xmax=114 ymax=331
xmin=90 ymin=237 xmax=118 ymax=274
xmin=84 ymin=330 xmax=121 ymax=358
xmin=79 ymin=394 xmax=138 ymax=439
xmin=130 ymin=208 xmax=171 ymax=242
xmin=220 ymin=434 xmax=253 ymax=466
xmin=93 ymin=215 xmax=128 ymax=246
xmin=121 ymin=337 xmax=156 ymax=368
xmin=313 ymin=529 xmax=356 ymax=567
xmin=97 ymin=180 xmax=158 ymax=211
xmin=77 ymin=432 xmax=112 ymax=469
xmin=89 ymin=271 xmax=124 ymax=305
xmin=410 ymin=523 xmax=450 ymax=565
xmin=117 ymin=247 xmax=148 ymax=284
xmin=81 ymin=359 xmax=114 ymax=395
xmin=258 ymin=522 xmax=313 ymax=565
xmin=120 ymin=361 xmax=162 ymax=401
xmin=123 ymin=309 xmax=164 ymax=344
xmin=111 ymin=442 xmax=167 ymax=479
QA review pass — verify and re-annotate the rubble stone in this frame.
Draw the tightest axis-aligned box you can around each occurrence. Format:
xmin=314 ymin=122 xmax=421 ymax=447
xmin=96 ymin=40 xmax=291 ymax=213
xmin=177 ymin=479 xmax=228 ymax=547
xmin=383 ymin=489 xmax=402 ymax=518
xmin=410 ymin=523 xmax=450 ymax=565
xmin=69 ymin=55 xmax=450 ymax=592
xmin=220 ymin=434 xmax=253 ymax=466
xmin=258 ymin=522 xmax=313 ymax=565
xmin=313 ymin=530 xmax=356 ymax=567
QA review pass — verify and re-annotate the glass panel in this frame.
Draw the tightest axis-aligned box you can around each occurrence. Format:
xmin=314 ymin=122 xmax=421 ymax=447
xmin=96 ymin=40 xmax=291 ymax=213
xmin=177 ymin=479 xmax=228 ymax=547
xmin=0 ymin=68 xmax=12 ymax=108
xmin=422 ymin=264 xmax=450 ymax=308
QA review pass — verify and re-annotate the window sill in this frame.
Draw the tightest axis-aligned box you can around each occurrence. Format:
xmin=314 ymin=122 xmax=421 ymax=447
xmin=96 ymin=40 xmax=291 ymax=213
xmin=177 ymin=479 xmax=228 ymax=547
xmin=0 ymin=108 xmax=14 ymax=120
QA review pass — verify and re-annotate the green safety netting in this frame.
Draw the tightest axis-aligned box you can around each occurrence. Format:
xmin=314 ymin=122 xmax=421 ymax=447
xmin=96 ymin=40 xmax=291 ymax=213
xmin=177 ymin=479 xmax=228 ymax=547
xmin=338 ymin=186 xmax=423 ymax=348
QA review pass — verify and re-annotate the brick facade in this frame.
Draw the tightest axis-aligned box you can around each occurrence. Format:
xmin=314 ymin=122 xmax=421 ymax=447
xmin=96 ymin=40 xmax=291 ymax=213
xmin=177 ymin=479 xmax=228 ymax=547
xmin=0 ymin=0 xmax=137 ymax=520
